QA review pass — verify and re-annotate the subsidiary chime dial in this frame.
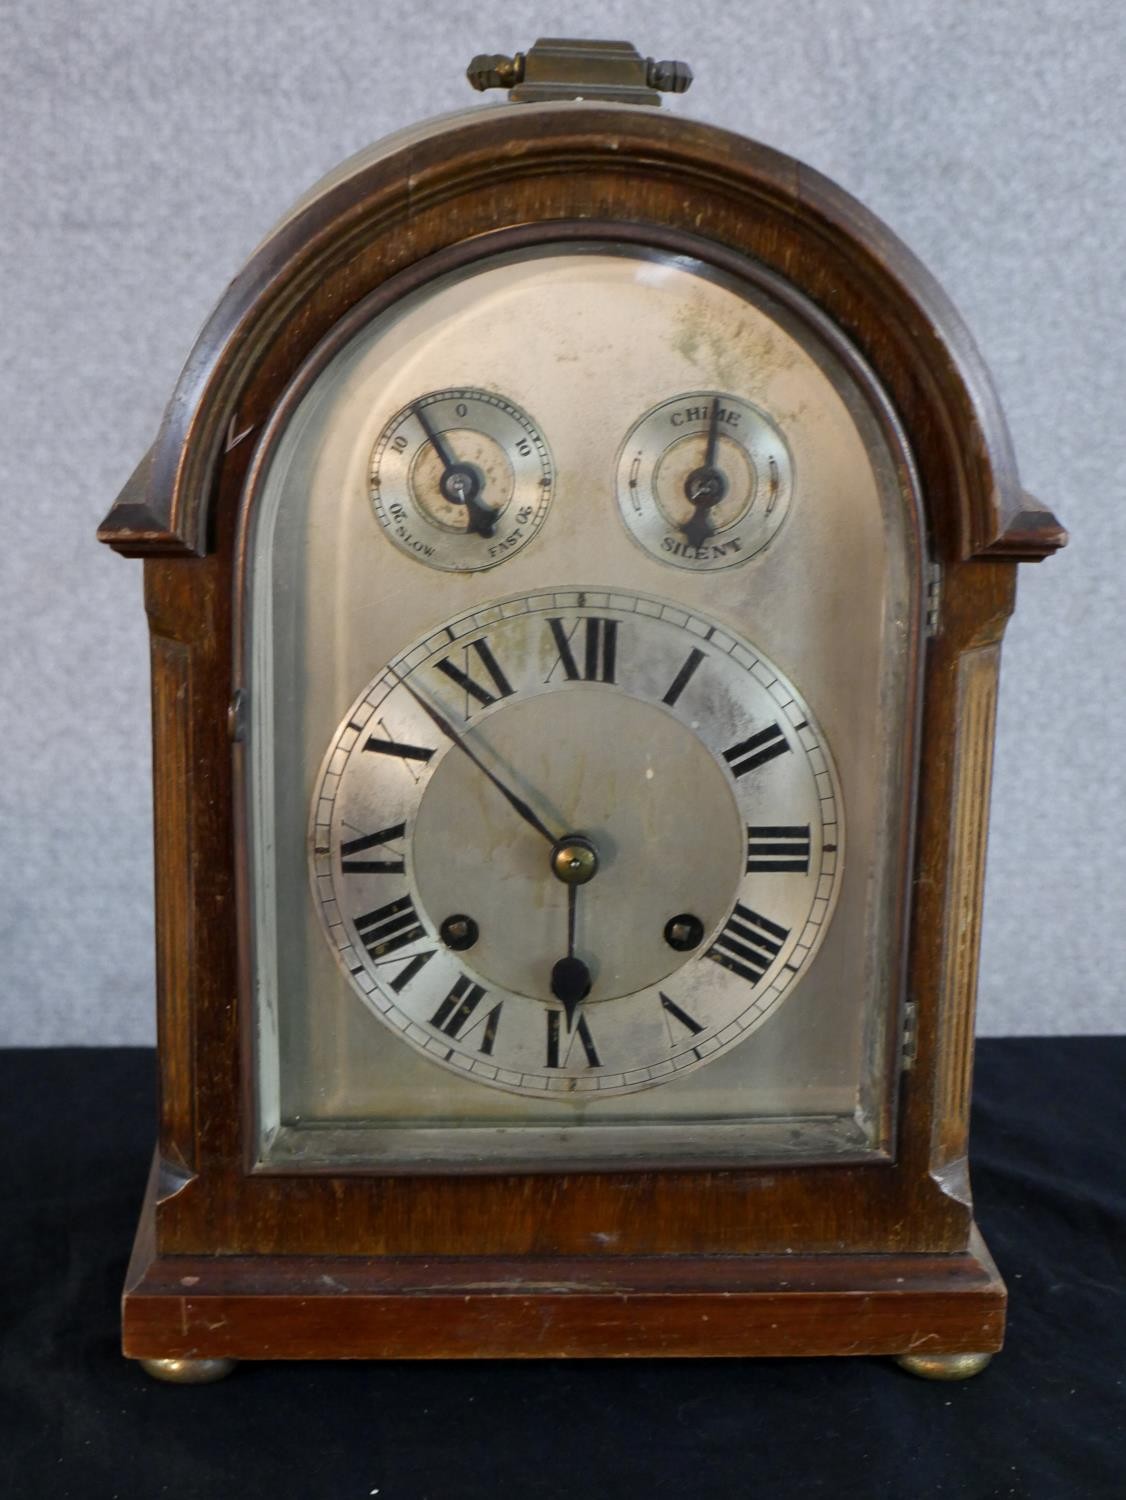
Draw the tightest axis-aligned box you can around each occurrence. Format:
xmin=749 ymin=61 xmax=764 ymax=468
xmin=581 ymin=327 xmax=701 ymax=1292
xmin=310 ymin=590 xmax=843 ymax=1098
xmin=370 ymin=387 xmax=553 ymax=570
xmin=616 ymin=391 xmax=793 ymax=569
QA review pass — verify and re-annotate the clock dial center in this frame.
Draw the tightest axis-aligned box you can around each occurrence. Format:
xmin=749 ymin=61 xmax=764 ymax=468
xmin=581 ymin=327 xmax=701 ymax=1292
xmin=550 ymin=834 xmax=599 ymax=886
xmin=410 ymin=686 xmax=744 ymax=1005
xmin=667 ymin=442 xmax=748 ymax=529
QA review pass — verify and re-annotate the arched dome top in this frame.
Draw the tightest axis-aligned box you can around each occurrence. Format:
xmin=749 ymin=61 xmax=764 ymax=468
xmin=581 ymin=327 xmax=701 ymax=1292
xmin=99 ymin=101 xmax=1063 ymax=562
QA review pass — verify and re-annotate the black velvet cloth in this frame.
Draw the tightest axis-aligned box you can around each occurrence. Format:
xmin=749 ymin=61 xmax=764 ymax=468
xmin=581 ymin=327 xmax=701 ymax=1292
xmin=0 ymin=1040 xmax=1122 ymax=1498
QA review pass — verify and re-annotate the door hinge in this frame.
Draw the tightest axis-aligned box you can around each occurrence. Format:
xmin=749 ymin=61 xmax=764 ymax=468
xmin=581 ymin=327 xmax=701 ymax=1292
xmin=926 ymin=561 xmax=942 ymax=638
xmin=901 ymin=1001 xmax=919 ymax=1071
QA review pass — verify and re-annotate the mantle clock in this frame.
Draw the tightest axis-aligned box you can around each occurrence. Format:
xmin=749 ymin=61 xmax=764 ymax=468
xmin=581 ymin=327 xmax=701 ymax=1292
xmin=99 ymin=38 xmax=1066 ymax=1383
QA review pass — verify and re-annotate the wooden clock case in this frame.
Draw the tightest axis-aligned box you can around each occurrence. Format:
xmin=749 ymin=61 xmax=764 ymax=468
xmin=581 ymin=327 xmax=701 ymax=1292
xmin=99 ymin=92 xmax=1065 ymax=1372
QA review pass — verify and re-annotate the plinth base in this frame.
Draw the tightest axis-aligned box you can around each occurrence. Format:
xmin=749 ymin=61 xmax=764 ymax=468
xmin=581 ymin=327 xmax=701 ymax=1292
xmin=124 ymin=1173 xmax=1005 ymax=1364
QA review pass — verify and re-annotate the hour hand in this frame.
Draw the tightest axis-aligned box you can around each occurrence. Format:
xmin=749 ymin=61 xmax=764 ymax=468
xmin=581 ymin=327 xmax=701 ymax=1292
xmin=549 ymin=836 xmax=598 ymax=1028
xmin=551 ymin=953 xmax=591 ymax=1031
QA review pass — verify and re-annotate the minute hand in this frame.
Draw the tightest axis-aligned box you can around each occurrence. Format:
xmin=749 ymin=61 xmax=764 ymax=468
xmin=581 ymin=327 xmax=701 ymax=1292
xmin=413 ymin=402 xmax=498 ymax=540
xmin=703 ymin=393 xmax=722 ymax=470
xmin=389 ymin=669 xmax=559 ymax=846
xmin=413 ymin=400 xmax=458 ymax=471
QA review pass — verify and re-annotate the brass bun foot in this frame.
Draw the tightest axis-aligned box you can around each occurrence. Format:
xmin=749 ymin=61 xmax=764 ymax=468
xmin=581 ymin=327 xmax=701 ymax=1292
xmin=895 ymin=1350 xmax=993 ymax=1381
xmin=138 ymin=1356 xmax=237 ymax=1384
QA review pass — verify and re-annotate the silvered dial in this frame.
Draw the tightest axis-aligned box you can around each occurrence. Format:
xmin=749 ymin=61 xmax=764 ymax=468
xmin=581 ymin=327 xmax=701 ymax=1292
xmin=616 ymin=392 xmax=792 ymax=569
xmin=370 ymin=387 xmax=553 ymax=570
xmin=310 ymin=588 xmax=843 ymax=1098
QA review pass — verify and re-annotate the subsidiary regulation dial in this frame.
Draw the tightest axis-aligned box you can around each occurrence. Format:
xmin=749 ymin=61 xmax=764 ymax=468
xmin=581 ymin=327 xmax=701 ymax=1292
xmin=370 ymin=388 xmax=553 ymax=571
xmin=616 ymin=392 xmax=793 ymax=570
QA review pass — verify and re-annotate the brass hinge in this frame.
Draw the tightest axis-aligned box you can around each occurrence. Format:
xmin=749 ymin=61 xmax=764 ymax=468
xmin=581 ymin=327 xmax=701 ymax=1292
xmin=901 ymin=1001 xmax=919 ymax=1071
xmin=467 ymin=38 xmax=692 ymax=107
xmin=926 ymin=560 xmax=942 ymax=638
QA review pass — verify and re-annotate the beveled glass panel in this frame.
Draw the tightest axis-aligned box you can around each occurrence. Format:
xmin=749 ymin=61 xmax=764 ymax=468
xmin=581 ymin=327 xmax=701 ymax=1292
xmin=242 ymin=241 xmax=922 ymax=1171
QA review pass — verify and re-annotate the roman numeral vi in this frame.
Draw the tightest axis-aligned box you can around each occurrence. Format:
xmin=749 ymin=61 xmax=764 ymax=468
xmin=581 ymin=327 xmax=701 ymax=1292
xmin=545 ymin=1011 xmax=601 ymax=1068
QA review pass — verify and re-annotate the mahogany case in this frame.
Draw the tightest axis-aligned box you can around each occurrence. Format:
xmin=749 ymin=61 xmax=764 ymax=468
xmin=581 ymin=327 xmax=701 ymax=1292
xmin=100 ymin=101 xmax=1064 ymax=1363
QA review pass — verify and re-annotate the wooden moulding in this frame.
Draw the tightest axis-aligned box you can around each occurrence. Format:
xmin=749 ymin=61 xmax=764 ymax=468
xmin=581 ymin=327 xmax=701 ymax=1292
xmin=124 ymin=1155 xmax=1005 ymax=1361
xmin=982 ymin=493 xmax=1069 ymax=560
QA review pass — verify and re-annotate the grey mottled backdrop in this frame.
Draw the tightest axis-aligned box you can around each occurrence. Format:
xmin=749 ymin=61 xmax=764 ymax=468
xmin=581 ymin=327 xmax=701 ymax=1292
xmin=2 ymin=1 xmax=1123 ymax=1043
